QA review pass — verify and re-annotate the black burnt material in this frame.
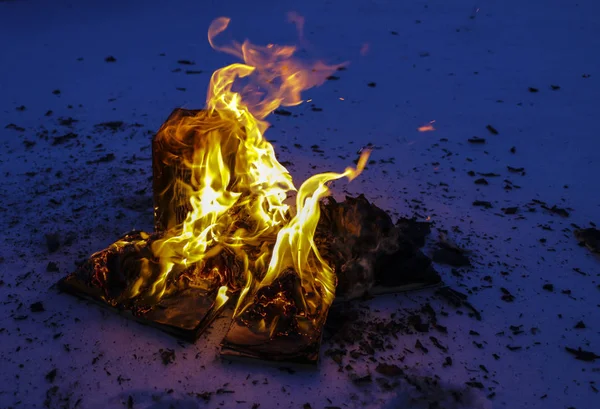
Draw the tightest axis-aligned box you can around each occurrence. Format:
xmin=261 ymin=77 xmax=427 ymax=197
xmin=574 ymin=227 xmax=600 ymax=254
xmin=316 ymin=194 xmax=440 ymax=300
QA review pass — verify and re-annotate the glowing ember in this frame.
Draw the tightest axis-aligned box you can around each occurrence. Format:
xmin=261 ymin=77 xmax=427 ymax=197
xmin=418 ymin=120 xmax=436 ymax=132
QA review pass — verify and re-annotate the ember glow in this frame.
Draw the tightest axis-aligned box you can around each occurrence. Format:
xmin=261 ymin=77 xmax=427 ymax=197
xmin=133 ymin=17 xmax=370 ymax=325
xmin=418 ymin=120 xmax=436 ymax=132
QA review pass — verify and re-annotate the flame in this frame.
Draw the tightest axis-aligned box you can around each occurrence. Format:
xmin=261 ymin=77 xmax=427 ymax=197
xmin=133 ymin=18 xmax=369 ymax=325
xmin=207 ymin=17 xmax=341 ymax=120
xmin=418 ymin=120 xmax=436 ymax=132
xmin=255 ymin=150 xmax=370 ymax=310
xmin=214 ymin=285 xmax=230 ymax=310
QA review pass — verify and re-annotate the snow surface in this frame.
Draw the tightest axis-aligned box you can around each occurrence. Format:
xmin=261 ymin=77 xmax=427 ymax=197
xmin=1 ymin=0 xmax=599 ymax=408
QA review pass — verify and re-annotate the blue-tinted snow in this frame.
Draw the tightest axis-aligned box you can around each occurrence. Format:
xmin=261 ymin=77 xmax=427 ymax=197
xmin=0 ymin=0 xmax=599 ymax=408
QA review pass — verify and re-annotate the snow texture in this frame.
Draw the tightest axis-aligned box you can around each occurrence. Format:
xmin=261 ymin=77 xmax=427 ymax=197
xmin=1 ymin=0 xmax=599 ymax=408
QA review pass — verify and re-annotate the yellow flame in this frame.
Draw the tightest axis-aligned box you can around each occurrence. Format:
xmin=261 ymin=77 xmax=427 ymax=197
xmin=134 ymin=18 xmax=369 ymax=323
xmin=214 ymin=285 xmax=230 ymax=310
xmin=253 ymin=149 xmax=370 ymax=312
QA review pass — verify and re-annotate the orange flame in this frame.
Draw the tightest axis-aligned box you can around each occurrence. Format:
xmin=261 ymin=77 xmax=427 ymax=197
xmin=207 ymin=17 xmax=340 ymax=120
xmin=418 ymin=120 xmax=436 ymax=132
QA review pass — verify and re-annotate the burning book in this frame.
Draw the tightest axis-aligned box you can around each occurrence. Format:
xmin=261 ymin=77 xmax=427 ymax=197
xmin=59 ymin=230 xmax=232 ymax=341
xmin=220 ymin=195 xmax=440 ymax=364
xmin=58 ymin=17 xmax=440 ymax=365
